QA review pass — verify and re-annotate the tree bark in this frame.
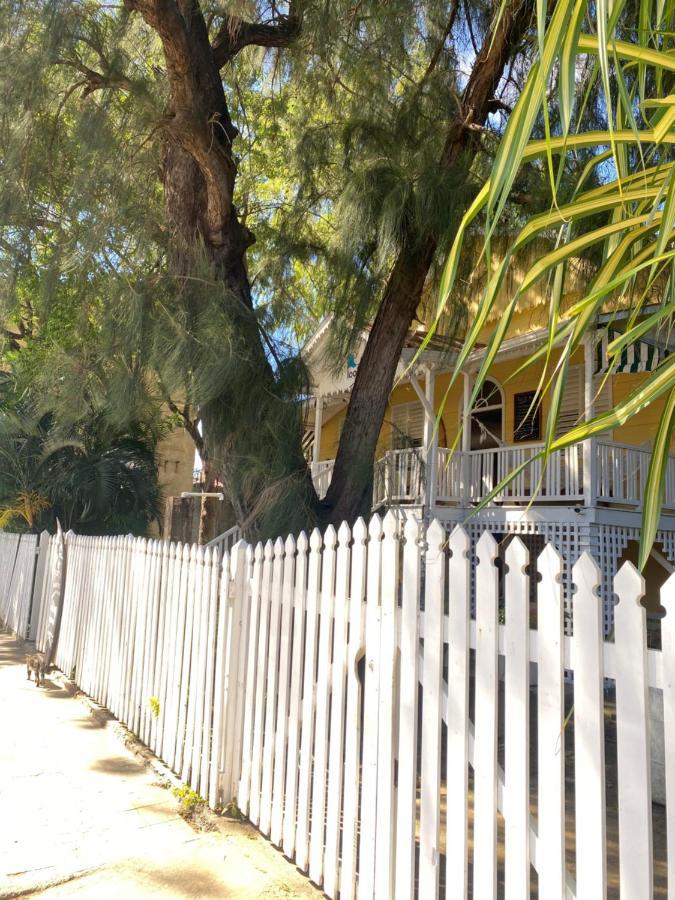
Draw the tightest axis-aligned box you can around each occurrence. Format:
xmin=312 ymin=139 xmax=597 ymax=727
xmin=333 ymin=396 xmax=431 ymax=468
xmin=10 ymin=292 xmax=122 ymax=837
xmin=322 ymin=0 xmax=535 ymax=525
xmin=124 ymin=0 xmax=315 ymax=538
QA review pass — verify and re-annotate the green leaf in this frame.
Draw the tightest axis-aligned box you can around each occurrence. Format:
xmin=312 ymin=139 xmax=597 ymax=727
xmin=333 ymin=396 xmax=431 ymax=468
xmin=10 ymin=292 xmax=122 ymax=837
xmin=639 ymin=389 xmax=675 ymax=570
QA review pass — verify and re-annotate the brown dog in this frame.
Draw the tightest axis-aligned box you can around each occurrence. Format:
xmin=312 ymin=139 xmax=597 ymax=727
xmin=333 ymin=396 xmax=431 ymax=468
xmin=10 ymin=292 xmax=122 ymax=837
xmin=26 ymin=652 xmax=47 ymax=687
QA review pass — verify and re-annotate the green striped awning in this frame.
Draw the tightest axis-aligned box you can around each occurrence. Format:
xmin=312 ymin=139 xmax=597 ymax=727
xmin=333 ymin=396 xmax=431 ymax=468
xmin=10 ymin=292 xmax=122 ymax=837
xmin=595 ymin=327 xmax=669 ymax=374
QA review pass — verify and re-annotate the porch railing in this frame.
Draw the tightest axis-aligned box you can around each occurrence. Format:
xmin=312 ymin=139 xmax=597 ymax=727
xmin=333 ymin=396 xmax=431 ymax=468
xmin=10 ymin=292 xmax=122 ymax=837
xmin=435 ymin=448 xmax=464 ymax=502
xmin=311 ymin=460 xmax=335 ymax=500
xmin=595 ymin=441 xmax=675 ymax=508
xmin=466 ymin=443 xmax=584 ymax=502
xmin=373 ymin=448 xmax=425 ymax=507
xmin=312 ymin=441 xmax=675 ymax=509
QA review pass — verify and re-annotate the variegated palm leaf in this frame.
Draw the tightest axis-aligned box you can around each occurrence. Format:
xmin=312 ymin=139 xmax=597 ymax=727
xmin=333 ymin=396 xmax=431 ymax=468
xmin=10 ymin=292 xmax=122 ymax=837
xmin=434 ymin=1 xmax=675 ymax=568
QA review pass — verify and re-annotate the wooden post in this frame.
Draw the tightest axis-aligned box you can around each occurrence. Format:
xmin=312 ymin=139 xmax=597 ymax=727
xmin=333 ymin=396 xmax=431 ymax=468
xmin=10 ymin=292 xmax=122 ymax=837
xmin=312 ymin=395 xmax=323 ymax=474
xmin=423 ymin=366 xmax=437 ymax=516
xmin=583 ymin=334 xmax=597 ymax=507
xmin=461 ymin=371 xmax=473 ymax=505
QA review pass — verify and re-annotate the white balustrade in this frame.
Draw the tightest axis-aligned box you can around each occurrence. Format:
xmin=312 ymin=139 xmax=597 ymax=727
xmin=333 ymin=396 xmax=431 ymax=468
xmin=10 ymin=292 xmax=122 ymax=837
xmin=311 ymin=460 xmax=334 ymax=500
xmin=373 ymin=449 xmax=425 ymax=507
xmin=319 ymin=441 xmax=675 ymax=509
xmin=435 ymin=448 xmax=464 ymax=502
xmin=467 ymin=443 xmax=584 ymax=502
xmin=594 ymin=441 xmax=675 ymax=507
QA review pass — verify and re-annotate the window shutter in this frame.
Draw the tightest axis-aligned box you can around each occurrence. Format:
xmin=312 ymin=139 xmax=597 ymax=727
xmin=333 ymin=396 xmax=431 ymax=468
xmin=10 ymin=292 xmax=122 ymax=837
xmin=391 ymin=402 xmax=425 ymax=448
xmin=592 ymin=373 xmax=612 ymax=417
xmin=555 ymin=365 xmax=583 ymax=437
xmin=555 ymin=365 xmax=612 ymax=438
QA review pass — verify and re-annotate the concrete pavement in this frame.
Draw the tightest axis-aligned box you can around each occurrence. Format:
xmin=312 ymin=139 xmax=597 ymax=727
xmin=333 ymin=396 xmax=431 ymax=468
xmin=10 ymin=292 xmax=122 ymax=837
xmin=0 ymin=630 xmax=319 ymax=899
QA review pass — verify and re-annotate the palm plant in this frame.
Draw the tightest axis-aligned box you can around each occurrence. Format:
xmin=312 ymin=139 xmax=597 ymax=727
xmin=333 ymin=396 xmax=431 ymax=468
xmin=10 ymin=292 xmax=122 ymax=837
xmin=434 ymin=1 xmax=675 ymax=567
xmin=0 ymin=407 xmax=162 ymax=536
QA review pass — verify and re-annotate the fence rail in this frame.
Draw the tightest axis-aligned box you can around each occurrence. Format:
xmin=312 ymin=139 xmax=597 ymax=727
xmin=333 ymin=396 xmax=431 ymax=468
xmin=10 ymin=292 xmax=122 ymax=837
xmin=1 ymin=517 xmax=673 ymax=898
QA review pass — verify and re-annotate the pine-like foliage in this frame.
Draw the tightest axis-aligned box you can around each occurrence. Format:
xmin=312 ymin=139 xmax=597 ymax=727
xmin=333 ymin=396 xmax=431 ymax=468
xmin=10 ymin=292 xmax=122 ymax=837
xmin=0 ymin=1 xmax=546 ymax=536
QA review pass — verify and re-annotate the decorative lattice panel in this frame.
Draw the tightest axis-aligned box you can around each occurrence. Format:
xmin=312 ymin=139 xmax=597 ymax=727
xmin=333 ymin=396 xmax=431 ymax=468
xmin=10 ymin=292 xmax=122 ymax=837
xmin=452 ymin=518 xmax=675 ymax=637
xmin=460 ymin=519 xmax=588 ymax=635
xmin=591 ymin=525 xmax=675 ymax=634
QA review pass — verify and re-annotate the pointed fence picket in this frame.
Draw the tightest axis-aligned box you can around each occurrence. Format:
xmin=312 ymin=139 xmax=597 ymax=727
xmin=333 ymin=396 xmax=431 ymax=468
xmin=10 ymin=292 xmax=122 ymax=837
xmin=536 ymin=544 xmax=566 ymax=898
xmin=573 ymin=553 xmax=607 ymax=898
xmin=358 ymin=514 xmax=383 ymax=900
xmin=445 ymin=525 xmax=470 ymax=900
xmin=473 ymin=531 xmax=499 ymax=900
xmin=270 ymin=534 xmax=296 ymax=847
xmin=3 ymin=513 xmax=674 ymax=900
xmin=613 ymin=563 xmax=652 ymax=896
xmin=0 ymin=532 xmax=38 ymax=638
xmin=309 ymin=524 xmax=337 ymax=884
xmin=395 ymin=517 xmax=421 ymax=900
xmin=323 ymin=522 xmax=351 ymax=897
xmin=504 ymin=537 xmax=530 ymax=899
xmin=336 ymin=517 xmax=367 ymax=900
xmin=294 ymin=527 xmax=322 ymax=871
xmin=419 ymin=519 xmax=445 ymax=899
xmin=281 ymin=531 xmax=309 ymax=860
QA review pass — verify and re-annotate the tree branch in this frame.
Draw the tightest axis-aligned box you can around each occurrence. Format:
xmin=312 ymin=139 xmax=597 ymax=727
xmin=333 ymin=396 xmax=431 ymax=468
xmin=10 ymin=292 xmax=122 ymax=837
xmin=486 ymin=96 xmax=513 ymax=115
xmin=441 ymin=0 xmax=533 ymax=168
xmin=162 ymin=392 xmax=205 ymax=455
xmin=212 ymin=7 xmax=301 ymax=68
xmin=413 ymin=1 xmax=460 ymax=98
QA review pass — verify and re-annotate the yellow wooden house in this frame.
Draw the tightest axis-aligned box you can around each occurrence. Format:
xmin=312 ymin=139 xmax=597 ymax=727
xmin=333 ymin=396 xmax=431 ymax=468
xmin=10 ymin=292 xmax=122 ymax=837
xmin=303 ymin=294 xmax=675 ymax=633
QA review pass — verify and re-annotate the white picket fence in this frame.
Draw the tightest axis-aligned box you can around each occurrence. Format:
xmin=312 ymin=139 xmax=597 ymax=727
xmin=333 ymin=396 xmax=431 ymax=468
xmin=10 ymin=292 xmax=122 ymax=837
xmin=45 ymin=534 xmax=250 ymax=808
xmin=0 ymin=531 xmax=41 ymax=639
xmin=1 ymin=517 xmax=672 ymax=897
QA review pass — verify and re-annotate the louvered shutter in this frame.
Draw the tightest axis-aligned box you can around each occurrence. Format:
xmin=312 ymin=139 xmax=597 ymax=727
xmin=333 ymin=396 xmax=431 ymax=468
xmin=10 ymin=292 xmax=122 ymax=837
xmin=391 ymin=402 xmax=425 ymax=449
xmin=555 ymin=365 xmax=612 ymax=438
xmin=592 ymin=373 xmax=612 ymax=417
xmin=555 ymin=366 xmax=583 ymax=437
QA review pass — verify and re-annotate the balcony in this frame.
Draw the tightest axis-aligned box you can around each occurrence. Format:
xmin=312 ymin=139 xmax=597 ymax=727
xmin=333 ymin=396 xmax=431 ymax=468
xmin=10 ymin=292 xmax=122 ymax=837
xmin=312 ymin=440 xmax=675 ymax=511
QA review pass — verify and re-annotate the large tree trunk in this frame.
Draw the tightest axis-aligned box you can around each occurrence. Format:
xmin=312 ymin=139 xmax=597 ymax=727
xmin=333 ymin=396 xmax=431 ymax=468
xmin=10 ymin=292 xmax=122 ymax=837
xmin=322 ymin=0 xmax=535 ymax=526
xmin=126 ymin=0 xmax=316 ymax=538
xmin=323 ymin=237 xmax=436 ymax=522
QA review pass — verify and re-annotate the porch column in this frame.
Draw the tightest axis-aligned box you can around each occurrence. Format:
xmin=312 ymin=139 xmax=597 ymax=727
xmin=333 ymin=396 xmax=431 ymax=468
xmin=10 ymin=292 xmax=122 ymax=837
xmin=423 ymin=365 xmax=437 ymax=516
xmin=582 ymin=334 xmax=597 ymax=507
xmin=461 ymin=371 xmax=472 ymax=505
xmin=312 ymin=396 xmax=323 ymax=473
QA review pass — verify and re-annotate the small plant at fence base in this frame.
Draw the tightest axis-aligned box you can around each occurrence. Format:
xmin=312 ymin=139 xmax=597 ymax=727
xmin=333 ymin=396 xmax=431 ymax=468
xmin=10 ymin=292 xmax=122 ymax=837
xmin=172 ymin=784 xmax=215 ymax=831
xmin=223 ymin=797 xmax=244 ymax=820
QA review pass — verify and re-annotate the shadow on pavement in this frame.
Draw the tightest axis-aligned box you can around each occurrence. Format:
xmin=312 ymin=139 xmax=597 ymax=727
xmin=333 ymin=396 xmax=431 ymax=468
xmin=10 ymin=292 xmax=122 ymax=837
xmin=0 ymin=629 xmax=29 ymax=667
xmin=90 ymin=756 xmax=145 ymax=777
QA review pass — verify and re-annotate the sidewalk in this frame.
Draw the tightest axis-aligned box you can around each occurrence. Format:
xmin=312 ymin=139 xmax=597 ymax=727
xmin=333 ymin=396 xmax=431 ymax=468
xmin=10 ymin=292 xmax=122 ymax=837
xmin=0 ymin=631 xmax=319 ymax=899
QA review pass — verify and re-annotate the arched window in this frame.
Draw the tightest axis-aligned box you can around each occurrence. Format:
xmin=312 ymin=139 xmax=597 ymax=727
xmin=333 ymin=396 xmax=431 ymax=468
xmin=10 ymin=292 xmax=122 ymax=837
xmin=467 ymin=377 xmax=504 ymax=449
